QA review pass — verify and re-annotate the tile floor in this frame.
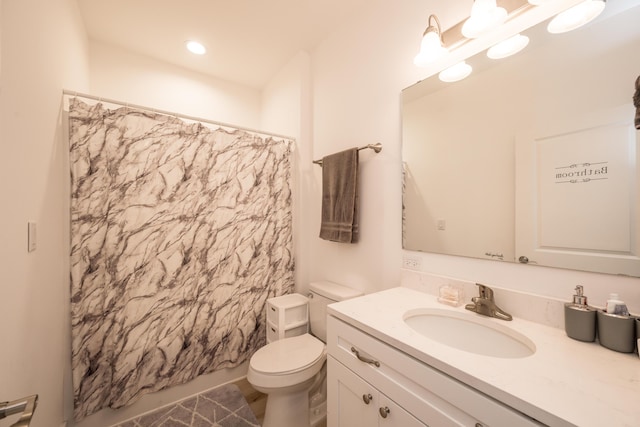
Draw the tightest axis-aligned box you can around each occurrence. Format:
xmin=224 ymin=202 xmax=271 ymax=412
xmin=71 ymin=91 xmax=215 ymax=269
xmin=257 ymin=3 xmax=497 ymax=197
xmin=115 ymin=383 xmax=261 ymax=427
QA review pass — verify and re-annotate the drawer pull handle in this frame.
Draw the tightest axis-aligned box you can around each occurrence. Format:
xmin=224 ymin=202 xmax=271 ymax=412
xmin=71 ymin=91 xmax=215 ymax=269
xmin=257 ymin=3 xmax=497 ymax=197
xmin=362 ymin=394 xmax=372 ymax=404
xmin=379 ymin=406 xmax=390 ymax=418
xmin=351 ymin=347 xmax=380 ymax=367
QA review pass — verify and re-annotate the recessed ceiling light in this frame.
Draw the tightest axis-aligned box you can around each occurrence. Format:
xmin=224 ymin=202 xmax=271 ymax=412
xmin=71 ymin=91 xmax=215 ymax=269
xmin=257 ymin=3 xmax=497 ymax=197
xmin=185 ymin=40 xmax=206 ymax=55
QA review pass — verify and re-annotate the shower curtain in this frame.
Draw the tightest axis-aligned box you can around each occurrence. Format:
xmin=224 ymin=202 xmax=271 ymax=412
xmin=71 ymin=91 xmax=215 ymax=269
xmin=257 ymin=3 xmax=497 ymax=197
xmin=68 ymin=97 xmax=295 ymax=420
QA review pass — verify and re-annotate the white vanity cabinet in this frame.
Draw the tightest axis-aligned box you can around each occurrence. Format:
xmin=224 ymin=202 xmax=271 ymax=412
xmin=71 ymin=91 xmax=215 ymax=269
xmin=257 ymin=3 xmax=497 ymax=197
xmin=327 ymin=315 xmax=544 ymax=427
xmin=328 ymin=355 xmax=426 ymax=427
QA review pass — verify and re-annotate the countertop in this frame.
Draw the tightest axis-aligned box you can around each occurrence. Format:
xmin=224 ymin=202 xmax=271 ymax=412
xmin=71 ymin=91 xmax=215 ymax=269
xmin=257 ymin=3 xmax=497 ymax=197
xmin=327 ymin=286 xmax=640 ymax=427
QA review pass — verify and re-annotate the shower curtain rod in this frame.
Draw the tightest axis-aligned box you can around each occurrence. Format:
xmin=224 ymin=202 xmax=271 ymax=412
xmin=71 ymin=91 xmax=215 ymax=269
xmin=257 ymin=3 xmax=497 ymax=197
xmin=62 ymin=90 xmax=295 ymax=141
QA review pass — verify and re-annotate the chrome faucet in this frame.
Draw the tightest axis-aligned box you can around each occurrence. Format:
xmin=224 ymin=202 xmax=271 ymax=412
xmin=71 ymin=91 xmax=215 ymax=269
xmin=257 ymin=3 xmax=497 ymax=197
xmin=465 ymin=283 xmax=512 ymax=321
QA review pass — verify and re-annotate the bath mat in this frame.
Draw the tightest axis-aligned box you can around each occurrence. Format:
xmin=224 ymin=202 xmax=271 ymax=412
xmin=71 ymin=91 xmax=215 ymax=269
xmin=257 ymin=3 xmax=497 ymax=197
xmin=115 ymin=383 xmax=260 ymax=427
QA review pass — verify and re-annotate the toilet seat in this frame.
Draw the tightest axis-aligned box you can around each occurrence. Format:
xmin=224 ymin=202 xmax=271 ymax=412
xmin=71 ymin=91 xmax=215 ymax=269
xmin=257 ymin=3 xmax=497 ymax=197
xmin=251 ymin=334 xmax=325 ymax=375
xmin=248 ymin=334 xmax=326 ymax=390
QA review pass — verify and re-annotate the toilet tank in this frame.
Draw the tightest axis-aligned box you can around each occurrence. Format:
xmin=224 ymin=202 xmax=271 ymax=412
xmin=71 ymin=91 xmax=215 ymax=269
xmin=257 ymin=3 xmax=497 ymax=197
xmin=309 ymin=281 xmax=362 ymax=342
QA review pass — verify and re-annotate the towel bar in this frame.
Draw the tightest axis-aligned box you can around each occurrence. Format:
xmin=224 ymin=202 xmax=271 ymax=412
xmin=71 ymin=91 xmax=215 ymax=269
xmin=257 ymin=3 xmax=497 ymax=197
xmin=313 ymin=143 xmax=382 ymax=166
xmin=0 ymin=394 xmax=38 ymax=427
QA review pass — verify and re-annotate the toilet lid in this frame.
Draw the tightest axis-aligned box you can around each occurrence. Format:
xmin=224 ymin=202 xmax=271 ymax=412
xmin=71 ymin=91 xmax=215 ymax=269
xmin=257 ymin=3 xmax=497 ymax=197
xmin=251 ymin=334 xmax=325 ymax=375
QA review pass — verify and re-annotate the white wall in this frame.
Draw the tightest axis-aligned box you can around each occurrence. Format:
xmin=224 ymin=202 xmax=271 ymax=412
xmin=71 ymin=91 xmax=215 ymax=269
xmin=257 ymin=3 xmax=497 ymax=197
xmin=309 ymin=1 xmax=640 ymax=308
xmin=88 ymin=41 xmax=262 ymax=129
xmin=0 ymin=1 xmax=90 ymax=427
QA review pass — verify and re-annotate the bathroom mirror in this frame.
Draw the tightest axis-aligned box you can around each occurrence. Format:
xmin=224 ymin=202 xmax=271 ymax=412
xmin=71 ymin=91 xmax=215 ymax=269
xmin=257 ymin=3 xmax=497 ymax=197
xmin=402 ymin=1 xmax=640 ymax=277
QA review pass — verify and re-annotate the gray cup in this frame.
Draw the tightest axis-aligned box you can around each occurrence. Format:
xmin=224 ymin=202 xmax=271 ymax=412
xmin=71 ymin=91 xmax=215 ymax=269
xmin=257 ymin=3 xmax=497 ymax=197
xmin=597 ymin=310 xmax=636 ymax=353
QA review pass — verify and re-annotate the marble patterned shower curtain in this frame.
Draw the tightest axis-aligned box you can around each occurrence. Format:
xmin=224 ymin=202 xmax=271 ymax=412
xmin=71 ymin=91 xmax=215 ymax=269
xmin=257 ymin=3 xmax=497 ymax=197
xmin=68 ymin=97 xmax=294 ymax=420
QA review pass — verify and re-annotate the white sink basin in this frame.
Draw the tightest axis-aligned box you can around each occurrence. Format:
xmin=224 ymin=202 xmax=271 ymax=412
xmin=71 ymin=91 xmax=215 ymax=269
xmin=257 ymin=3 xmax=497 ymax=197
xmin=403 ymin=308 xmax=536 ymax=358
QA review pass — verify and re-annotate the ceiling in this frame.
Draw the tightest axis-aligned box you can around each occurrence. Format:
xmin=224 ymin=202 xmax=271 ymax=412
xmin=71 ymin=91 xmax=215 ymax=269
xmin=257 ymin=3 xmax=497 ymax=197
xmin=77 ymin=0 xmax=368 ymax=89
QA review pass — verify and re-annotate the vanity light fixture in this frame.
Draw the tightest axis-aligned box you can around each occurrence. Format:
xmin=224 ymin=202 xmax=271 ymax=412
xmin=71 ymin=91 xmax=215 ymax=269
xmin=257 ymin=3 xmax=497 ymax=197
xmin=547 ymin=0 xmax=606 ymax=34
xmin=414 ymin=14 xmax=448 ymax=67
xmin=487 ymin=33 xmax=530 ymax=59
xmin=185 ymin=40 xmax=207 ymax=55
xmin=415 ymin=0 xmax=605 ymax=79
xmin=461 ymin=0 xmax=508 ymax=39
xmin=439 ymin=61 xmax=473 ymax=82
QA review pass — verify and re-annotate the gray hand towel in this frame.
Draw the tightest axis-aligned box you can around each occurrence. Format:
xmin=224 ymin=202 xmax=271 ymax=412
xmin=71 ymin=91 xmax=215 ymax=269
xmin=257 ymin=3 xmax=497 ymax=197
xmin=319 ymin=148 xmax=359 ymax=243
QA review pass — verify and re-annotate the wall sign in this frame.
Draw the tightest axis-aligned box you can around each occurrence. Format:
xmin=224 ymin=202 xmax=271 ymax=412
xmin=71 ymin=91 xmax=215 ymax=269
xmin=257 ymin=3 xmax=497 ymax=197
xmin=555 ymin=162 xmax=608 ymax=184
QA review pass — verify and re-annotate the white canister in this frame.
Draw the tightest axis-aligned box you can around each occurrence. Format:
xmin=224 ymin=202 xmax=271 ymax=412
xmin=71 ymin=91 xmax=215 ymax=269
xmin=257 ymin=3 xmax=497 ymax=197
xmin=605 ymin=293 xmax=628 ymax=315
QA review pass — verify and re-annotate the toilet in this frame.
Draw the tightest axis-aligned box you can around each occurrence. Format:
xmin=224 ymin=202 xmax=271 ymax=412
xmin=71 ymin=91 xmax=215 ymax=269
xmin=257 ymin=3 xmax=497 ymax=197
xmin=247 ymin=281 xmax=362 ymax=427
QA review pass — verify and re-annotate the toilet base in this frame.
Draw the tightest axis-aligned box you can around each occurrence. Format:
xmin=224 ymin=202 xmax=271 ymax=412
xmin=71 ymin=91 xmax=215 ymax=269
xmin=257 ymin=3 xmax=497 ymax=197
xmin=309 ymin=364 xmax=327 ymax=427
xmin=261 ymin=383 xmax=312 ymax=427
xmin=309 ymin=395 xmax=327 ymax=427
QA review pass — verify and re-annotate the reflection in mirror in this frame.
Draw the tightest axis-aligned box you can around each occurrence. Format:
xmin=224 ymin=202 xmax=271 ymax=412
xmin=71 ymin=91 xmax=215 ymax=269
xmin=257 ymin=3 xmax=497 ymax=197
xmin=402 ymin=1 xmax=640 ymax=276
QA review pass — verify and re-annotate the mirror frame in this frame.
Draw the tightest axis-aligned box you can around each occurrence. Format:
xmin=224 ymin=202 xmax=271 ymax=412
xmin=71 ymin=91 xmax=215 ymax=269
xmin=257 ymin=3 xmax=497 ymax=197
xmin=402 ymin=0 xmax=640 ymax=277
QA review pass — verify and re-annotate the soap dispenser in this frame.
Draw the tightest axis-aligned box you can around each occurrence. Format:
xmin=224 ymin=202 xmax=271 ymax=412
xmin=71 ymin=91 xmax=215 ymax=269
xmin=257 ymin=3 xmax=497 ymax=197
xmin=564 ymin=285 xmax=597 ymax=342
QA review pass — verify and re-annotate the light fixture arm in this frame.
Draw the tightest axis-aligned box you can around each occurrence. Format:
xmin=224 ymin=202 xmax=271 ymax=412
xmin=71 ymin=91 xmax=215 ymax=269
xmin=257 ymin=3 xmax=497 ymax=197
xmin=414 ymin=13 xmax=448 ymax=66
xmin=424 ymin=14 xmax=444 ymax=44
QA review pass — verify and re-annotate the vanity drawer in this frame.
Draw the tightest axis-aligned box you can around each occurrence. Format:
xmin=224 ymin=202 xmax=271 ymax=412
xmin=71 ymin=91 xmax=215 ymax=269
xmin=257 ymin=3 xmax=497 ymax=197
xmin=327 ymin=315 xmax=544 ymax=427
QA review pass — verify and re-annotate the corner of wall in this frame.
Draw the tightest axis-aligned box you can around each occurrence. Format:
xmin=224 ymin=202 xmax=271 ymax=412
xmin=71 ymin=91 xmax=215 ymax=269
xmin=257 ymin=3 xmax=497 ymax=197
xmin=260 ymin=50 xmax=313 ymax=294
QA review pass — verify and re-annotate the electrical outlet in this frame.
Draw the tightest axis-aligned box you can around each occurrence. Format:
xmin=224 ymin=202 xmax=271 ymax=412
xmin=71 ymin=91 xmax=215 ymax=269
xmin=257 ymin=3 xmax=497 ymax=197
xmin=402 ymin=256 xmax=422 ymax=270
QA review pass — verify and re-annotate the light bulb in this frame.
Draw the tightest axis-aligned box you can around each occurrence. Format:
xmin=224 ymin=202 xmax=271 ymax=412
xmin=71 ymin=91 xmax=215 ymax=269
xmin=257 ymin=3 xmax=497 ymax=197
xmin=487 ymin=34 xmax=530 ymax=59
xmin=186 ymin=40 xmax=206 ymax=55
xmin=439 ymin=61 xmax=473 ymax=82
xmin=414 ymin=31 xmax=448 ymax=66
xmin=547 ymin=0 xmax=605 ymax=34
xmin=461 ymin=0 xmax=507 ymax=39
